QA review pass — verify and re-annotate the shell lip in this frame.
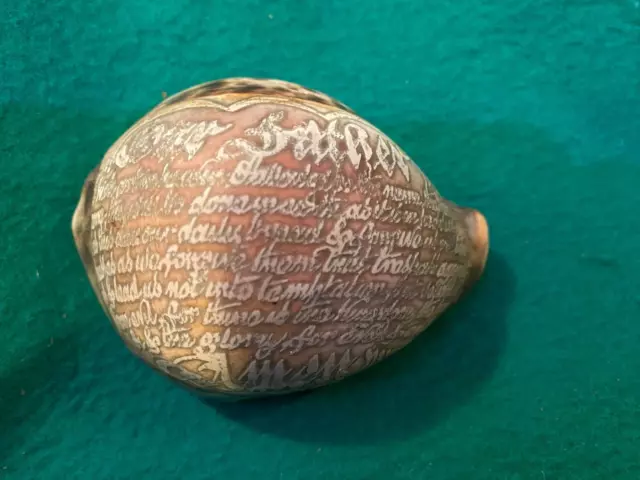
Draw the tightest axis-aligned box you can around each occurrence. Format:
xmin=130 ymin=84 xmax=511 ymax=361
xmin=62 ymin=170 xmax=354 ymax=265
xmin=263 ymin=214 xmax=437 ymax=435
xmin=71 ymin=166 xmax=111 ymax=315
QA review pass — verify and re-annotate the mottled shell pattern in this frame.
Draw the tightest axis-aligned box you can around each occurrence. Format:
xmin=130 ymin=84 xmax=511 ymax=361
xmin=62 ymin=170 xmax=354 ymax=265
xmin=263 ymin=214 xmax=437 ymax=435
xmin=72 ymin=77 xmax=489 ymax=400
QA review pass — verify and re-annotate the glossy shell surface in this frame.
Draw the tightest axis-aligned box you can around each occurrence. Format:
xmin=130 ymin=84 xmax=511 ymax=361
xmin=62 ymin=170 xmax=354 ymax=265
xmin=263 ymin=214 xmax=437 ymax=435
xmin=72 ymin=78 xmax=489 ymax=399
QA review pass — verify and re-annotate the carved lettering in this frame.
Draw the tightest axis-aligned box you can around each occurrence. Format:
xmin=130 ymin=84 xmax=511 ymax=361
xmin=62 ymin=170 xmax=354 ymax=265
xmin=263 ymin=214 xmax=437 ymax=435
xmin=178 ymin=215 xmax=243 ymax=245
xmin=86 ymin=92 xmax=471 ymax=395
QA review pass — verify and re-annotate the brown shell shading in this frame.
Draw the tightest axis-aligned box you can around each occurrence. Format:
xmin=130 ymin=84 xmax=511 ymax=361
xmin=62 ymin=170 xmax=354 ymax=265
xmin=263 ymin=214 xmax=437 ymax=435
xmin=72 ymin=77 xmax=489 ymax=400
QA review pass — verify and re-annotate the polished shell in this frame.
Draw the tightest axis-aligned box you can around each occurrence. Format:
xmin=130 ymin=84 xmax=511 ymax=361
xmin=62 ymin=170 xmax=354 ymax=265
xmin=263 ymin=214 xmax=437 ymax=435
xmin=72 ymin=78 xmax=489 ymax=399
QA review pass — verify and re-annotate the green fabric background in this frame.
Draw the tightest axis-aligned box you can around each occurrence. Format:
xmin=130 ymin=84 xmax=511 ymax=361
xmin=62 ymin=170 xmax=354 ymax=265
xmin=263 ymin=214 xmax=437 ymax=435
xmin=1 ymin=1 xmax=639 ymax=479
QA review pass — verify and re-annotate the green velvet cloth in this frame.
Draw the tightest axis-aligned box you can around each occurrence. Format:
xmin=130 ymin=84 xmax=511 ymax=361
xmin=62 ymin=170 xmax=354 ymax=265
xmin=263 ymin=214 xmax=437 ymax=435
xmin=2 ymin=1 xmax=639 ymax=479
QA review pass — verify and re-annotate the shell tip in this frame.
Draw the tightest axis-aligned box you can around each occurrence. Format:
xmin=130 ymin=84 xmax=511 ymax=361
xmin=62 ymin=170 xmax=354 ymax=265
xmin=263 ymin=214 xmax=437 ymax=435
xmin=463 ymin=208 xmax=490 ymax=291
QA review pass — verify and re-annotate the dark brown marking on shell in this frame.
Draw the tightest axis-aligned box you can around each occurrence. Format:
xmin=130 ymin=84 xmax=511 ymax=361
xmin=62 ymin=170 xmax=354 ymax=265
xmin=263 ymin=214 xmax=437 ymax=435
xmin=161 ymin=78 xmax=356 ymax=114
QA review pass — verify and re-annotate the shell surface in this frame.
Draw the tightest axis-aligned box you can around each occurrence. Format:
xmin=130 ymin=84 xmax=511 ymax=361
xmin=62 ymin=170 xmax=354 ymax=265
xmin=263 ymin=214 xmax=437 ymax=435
xmin=72 ymin=78 xmax=490 ymax=400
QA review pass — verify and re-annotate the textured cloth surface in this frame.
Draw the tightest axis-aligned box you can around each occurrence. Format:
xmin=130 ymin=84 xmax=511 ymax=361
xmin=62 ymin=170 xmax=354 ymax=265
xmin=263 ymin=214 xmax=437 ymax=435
xmin=1 ymin=1 xmax=640 ymax=479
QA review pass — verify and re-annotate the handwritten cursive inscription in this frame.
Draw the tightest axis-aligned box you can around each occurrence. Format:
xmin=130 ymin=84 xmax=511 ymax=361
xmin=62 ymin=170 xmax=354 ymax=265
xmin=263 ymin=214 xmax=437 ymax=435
xmin=83 ymin=84 xmax=472 ymax=396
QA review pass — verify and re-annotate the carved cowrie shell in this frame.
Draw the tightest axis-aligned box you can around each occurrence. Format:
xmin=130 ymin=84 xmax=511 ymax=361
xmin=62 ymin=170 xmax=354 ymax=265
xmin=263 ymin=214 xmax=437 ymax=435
xmin=72 ymin=77 xmax=490 ymax=400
